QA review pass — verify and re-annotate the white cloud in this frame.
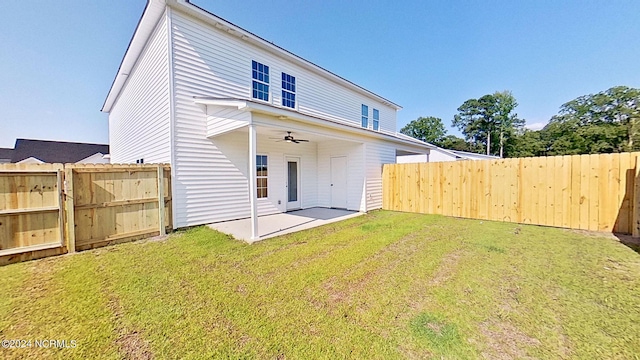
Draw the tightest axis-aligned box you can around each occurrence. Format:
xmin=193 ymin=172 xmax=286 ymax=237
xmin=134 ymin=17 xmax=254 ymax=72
xmin=525 ymin=122 xmax=547 ymax=131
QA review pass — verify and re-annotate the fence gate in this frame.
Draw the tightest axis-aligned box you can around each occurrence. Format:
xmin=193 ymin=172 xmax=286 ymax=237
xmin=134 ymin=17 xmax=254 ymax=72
xmin=0 ymin=163 xmax=172 ymax=266
xmin=0 ymin=164 xmax=65 ymax=259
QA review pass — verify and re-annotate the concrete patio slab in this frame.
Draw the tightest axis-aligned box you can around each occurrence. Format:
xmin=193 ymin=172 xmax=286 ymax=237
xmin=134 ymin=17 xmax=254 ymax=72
xmin=208 ymin=207 xmax=363 ymax=242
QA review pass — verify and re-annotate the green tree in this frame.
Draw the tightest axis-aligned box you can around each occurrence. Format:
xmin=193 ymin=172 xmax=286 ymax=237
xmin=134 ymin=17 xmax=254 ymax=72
xmin=494 ymin=91 xmax=525 ymax=157
xmin=557 ymin=86 xmax=640 ymax=151
xmin=438 ymin=135 xmax=475 ymax=152
xmin=453 ymin=95 xmax=497 ymax=155
xmin=400 ymin=116 xmax=447 ymax=144
xmin=452 ymin=92 xmax=523 ymax=156
xmin=504 ymin=129 xmax=545 ymax=157
xmin=540 ymin=115 xmax=627 ymax=155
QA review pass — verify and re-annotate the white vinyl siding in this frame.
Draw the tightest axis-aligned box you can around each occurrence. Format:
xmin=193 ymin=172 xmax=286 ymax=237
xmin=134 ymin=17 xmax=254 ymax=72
xmin=170 ymin=10 xmax=396 ymax=227
xmin=170 ymin=10 xmax=396 ymax=132
xmin=104 ymin=3 xmax=433 ymax=230
xmin=171 ymin=128 xmax=318 ymax=226
xmin=364 ymin=141 xmax=397 ymax=211
xmin=109 ymin=13 xmax=171 ymax=164
xmin=205 ymin=106 xmax=251 ymax=137
xmin=317 ymin=140 xmax=365 ymax=211
xmin=256 ymin=130 xmax=318 ymax=215
xmin=168 ymin=9 xmax=425 ymax=227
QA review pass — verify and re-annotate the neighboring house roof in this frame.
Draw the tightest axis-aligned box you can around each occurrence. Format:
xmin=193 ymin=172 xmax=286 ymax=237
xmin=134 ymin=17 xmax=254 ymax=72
xmin=0 ymin=148 xmax=13 ymax=163
xmin=393 ymin=132 xmax=439 ymax=149
xmin=11 ymin=139 xmax=109 ymax=163
xmin=16 ymin=156 xmax=45 ymax=164
xmin=429 ymin=146 xmax=463 ymax=159
xmin=102 ymin=0 xmax=401 ymax=112
xmin=450 ymin=150 xmax=500 ymax=160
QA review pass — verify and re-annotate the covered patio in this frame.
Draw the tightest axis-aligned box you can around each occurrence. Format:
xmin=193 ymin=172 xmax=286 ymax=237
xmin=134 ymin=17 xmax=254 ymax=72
xmin=208 ymin=207 xmax=362 ymax=243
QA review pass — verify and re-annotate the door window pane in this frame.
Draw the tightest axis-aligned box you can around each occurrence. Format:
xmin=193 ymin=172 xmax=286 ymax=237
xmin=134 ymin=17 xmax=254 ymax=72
xmin=288 ymin=161 xmax=298 ymax=202
xmin=256 ymin=155 xmax=268 ymax=198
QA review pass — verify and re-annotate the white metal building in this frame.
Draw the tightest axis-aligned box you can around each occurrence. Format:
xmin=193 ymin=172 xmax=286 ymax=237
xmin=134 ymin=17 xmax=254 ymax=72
xmin=396 ymin=147 xmax=500 ymax=163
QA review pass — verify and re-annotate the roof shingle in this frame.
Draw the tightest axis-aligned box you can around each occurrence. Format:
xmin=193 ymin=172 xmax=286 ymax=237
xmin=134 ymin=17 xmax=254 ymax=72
xmin=11 ymin=139 xmax=109 ymax=163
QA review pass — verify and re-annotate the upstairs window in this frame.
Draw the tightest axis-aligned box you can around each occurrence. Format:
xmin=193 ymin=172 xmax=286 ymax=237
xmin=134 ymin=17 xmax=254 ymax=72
xmin=252 ymin=60 xmax=269 ymax=101
xmin=373 ymin=109 xmax=380 ymax=131
xmin=361 ymin=104 xmax=369 ymax=128
xmin=281 ymin=72 xmax=296 ymax=109
xmin=256 ymin=155 xmax=268 ymax=198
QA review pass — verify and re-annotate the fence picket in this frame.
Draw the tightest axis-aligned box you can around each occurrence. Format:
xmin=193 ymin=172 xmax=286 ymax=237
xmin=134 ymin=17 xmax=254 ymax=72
xmin=382 ymin=152 xmax=640 ymax=236
xmin=1 ymin=163 xmax=172 ymax=265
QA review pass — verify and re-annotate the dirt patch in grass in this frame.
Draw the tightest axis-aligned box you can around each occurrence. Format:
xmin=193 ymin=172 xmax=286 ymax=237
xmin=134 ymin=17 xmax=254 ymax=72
xmin=116 ymin=332 xmax=154 ymax=360
xmin=24 ymin=258 xmax=58 ymax=299
xmin=322 ymin=231 xmax=427 ymax=307
xmin=106 ymin=287 xmax=154 ymax=359
xmin=479 ymin=320 xmax=541 ymax=360
xmin=3 ymin=211 xmax=639 ymax=359
xmin=429 ymin=249 xmax=463 ymax=286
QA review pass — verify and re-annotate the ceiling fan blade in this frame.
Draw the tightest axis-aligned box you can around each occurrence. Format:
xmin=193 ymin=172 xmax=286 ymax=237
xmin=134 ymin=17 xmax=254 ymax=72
xmin=297 ymin=139 xmax=309 ymax=142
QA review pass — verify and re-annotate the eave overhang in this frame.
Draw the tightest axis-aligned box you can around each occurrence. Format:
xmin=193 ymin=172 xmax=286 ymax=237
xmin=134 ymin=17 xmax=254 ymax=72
xmin=193 ymin=97 xmax=433 ymax=150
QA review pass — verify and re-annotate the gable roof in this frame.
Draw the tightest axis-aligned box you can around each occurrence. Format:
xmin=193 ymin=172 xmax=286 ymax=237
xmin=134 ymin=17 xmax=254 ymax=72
xmin=0 ymin=148 xmax=13 ymax=162
xmin=11 ymin=139 xmax=109 ymax=164
xmin=102 ymin=0 xmax=401 ymax=112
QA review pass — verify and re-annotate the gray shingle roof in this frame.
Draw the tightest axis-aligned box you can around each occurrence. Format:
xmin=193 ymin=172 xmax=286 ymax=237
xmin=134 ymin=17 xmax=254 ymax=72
xmin=0 ymin=148 xmax=13 ymax=162
xmin=11 ymin=139 xmax=109 ymax=163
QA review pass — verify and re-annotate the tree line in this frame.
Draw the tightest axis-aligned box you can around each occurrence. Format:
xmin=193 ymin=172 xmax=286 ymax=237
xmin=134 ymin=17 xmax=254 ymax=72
xmin=400 ymin=86 xmax=640 ymax=158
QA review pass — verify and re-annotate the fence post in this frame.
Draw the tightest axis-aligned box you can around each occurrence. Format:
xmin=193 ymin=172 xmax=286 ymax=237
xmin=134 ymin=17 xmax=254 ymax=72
xmin=64 ymin=167 xmax=76 ymax=252
xmin=157 ymin=164 xmax=166 ymax=236
xmin=633 ymin=157 xmax=640 ymax=237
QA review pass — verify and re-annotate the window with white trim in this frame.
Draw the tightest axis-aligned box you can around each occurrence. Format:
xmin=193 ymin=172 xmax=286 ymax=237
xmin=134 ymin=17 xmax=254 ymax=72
xmin=373 ymin=109 xmax=380 ymax=131
xmin=281 ymin=72 xmax=296 ymax=108
xmin=252 ymin=60 xmax=269 ymax=101
xmin=256 ymin=155 xmax=268 ymax=198
xmin=361 ymin=104 xmax=369 ymax=128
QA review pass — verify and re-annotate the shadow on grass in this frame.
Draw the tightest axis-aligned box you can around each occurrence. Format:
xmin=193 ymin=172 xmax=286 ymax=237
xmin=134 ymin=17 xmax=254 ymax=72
xmin=613 ymin=233 xmax=640 ymax=254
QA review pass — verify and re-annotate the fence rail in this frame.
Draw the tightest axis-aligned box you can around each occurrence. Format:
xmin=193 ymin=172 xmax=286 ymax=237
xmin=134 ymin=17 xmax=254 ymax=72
xmin=382 ymin=152 xmax=640 ymax=235
xmin=0 ymin=163 xmax=171 ymax=265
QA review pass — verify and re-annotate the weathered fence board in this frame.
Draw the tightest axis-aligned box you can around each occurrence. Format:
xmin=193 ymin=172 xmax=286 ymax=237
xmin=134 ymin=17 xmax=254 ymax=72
xmin=382 ymin=152 xmax=640 ymax=235
xmin=0 ymin=163 xmax=172 ymax=265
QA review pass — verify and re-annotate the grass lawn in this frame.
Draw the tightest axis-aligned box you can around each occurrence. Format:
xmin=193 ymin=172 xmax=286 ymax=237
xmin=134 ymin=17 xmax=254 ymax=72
xmin=1 ymin=211 xmax=639 ymax=359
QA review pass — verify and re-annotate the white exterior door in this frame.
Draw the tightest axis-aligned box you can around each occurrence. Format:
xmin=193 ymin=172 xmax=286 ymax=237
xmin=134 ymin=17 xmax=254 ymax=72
xmin=330 ymin=156 xmax=347 ymax=209
xmin=286 ymin=157 xmax=301 ymax=210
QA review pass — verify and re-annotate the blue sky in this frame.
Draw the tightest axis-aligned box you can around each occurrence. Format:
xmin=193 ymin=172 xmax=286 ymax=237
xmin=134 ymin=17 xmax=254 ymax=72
xmin=1 ymin=0 xmax=639 ymax=148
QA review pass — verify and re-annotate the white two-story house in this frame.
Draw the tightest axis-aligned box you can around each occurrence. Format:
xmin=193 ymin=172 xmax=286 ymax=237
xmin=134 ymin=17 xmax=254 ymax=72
xmin=102 ymin=0 xmax=433 ymax=239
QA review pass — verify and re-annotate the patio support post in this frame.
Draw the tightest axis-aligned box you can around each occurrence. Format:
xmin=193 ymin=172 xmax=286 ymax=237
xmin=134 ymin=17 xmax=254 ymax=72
xmin=249 ymin=123 xmax=259 ymax=240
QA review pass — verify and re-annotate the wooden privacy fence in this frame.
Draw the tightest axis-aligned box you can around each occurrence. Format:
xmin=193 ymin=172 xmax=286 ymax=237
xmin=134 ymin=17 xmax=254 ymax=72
xmin=382 ymin=152 xmax=640 ymax=235
xmin=0 ymin=163 xmax=172 ymax=265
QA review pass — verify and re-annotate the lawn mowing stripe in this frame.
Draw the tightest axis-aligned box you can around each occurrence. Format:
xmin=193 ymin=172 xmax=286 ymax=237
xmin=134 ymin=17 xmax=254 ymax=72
xmin=104 ymin=214 xmax=422 ymax=358
xmin=97 ymin=232 xmax=264 ymax=359
xmin=1 ymin=211 xmax=638 ymax=359
xmin=243 ymin=212 xmax=422 ymax=277
xmin=0 ymin=262 xmax=29 ymax=334
xmin=0 ymin=256 xmax=120 ymax=360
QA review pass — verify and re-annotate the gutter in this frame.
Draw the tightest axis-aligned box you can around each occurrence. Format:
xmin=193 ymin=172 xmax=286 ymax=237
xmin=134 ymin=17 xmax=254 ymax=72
xmin=193 ymin=97 xmax=434 ymax=149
